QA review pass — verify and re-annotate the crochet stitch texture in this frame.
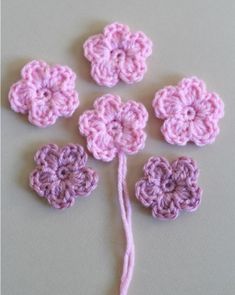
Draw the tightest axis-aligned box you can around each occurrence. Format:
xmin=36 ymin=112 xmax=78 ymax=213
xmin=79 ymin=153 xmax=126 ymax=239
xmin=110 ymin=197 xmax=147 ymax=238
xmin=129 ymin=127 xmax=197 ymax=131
xmin=9 ymin=60 xmax=79 ymax=127
xmin=30 ymin=144 xmax=98 ymax=209
xmin=152 ymin=77 xmax=224 ymax=146
xmin=83 ymin=22 xmax=152 ymax=87
xmin=135 ymin=156 xmax=202 ymax=220
xmin=79 ymin=94 xmax=148 ymax=161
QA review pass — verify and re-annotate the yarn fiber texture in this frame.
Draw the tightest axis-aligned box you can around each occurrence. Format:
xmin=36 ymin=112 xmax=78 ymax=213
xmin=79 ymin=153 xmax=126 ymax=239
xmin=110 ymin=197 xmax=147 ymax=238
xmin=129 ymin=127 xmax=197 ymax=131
xmin=152 ymin=77 xmax=224 ymax=146
xmin=79 ymin=94 xmax=148 ymax=161
xmin=9 ymin=60 xmax=79 ymax=127
xmin=30 ymin=144 xmax=98 ymax=209
xmin=83 ymin=22 xmax=153 ymax=87
xmin=135 ymin=156 xmax=202 ymax=220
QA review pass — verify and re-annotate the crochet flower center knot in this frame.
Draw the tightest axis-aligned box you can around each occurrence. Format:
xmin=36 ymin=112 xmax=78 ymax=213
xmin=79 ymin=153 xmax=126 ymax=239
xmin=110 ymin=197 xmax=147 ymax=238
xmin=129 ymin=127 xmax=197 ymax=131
xmin=184 ymin=106 xmax=196 ymax=121
xmin=107 ymin=120 xmax=123 ymax=137
xmin=162 ymin=178 xmax=176 ymax=193
xmin=36 ymin=88 xmax=52 ymax=101
xmin=57 ymin=166 xmax=70 ymax=180
xmin=111 ymin=49 xmax=125 ymax=61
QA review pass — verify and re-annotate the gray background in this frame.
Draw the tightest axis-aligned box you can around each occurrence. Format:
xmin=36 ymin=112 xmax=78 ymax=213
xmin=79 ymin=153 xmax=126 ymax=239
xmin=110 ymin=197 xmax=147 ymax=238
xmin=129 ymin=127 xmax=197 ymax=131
xmin=2 ymin=0 xmax=235 ymax=294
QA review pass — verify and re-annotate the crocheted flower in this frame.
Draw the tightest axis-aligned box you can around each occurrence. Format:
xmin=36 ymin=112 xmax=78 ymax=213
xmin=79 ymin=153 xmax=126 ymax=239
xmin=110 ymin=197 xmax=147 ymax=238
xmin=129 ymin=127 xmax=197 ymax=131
xmin=9 ymin=60 xmax=79 ymax=127
xmin=152 ymin=77 xmax=224 ymax=146
xmin=135 ymin=156 xmax=202 ymax=220
xmin=83 ymin=22 xmax=153 ymax=87
xmin=30 ymin=144 xmax=98 ymax=209
xmin=79 ymin=94 xmax=148 ymax=161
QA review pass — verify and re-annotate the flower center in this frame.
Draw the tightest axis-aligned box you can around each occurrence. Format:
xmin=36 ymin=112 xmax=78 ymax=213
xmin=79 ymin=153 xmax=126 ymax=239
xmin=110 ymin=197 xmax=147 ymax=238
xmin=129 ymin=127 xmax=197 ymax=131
xmin=184 ymin=106 xmax=196 ymax=121
xmin=36 ymin=88 xmax=52 ymax=101
xmin=111 ymin=49 xmax=125 ymax=61
xmin=107 ymin=120 xmax=123 ymax=137
xmin=57 ymin=166 xmax=69 ymax=180
xmin=162 ymin=179 xmax=176 ymax=193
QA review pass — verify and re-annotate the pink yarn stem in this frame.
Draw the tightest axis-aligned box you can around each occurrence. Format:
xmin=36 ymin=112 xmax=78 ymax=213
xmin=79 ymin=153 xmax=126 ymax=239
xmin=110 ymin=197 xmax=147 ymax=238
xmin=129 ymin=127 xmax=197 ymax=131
xmin=118 ymin=153 xmax=135 ymax=295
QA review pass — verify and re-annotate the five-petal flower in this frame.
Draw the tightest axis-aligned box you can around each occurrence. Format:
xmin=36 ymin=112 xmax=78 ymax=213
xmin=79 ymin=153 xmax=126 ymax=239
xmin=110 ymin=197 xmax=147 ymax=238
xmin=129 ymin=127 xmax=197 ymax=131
xmin=9 ymin=60 xmax=79 ymax=127
xmin=84 ymin=22 xmax=153 ymax=87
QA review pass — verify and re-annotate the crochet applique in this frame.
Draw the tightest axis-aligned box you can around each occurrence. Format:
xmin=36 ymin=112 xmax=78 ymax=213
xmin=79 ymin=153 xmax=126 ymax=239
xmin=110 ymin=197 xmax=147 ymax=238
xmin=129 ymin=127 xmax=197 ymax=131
xmin=30 ymin=144 xmax=98 ymax=209
xmin=152 ymin=77 xmax=224 ymax=146
xmin=135 ymin=156 xmax=202 ymax=220
xmin=79 ymin=94 xmax=148 ymax=295
xmin=83 ymin=22 xmax=153 ymax=87
xmin=9 ymin=60 xmax=79 ymax=127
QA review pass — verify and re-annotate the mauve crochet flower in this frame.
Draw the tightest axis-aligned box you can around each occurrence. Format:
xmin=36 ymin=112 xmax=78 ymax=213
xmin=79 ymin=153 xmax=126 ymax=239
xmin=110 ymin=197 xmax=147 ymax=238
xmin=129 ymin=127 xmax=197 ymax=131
xmin=30 ymin=144 xmax=98 ymax=209
xmin=153 ymin=77 xmax=224 ymax=146
xmin=83 ymin=22 xmax=153 ymax=87
xmin=135 ymin=156 xmax=202 ymax=220
xmin=9 ymin=60 xmax=79 ymax=127
xmin=79 ymin=94 xmax=148 ymax=161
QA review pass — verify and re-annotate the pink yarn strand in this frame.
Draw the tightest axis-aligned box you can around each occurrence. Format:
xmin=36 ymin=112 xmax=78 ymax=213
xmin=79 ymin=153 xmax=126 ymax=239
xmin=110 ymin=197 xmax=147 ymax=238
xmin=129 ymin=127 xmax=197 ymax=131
xmin=118 ymin=153 xmax=135 ymax=295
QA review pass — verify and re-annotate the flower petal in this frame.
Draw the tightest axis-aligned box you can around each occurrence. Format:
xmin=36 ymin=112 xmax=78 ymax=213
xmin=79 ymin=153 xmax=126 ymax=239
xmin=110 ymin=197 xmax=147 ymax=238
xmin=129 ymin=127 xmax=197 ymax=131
xmin=171 ymin=157 xmax=199 ymax=185
xmin=29 ymin=167 xmax=57 ymax=198
xmin=69 ymin=167 xmax=98 ymax=197
xmin=178 ymin=76 xmax=207 ymax=105
xmin=152 ymin=194 xmax=179 ymax=220
xmin=121 ymin=100 xmax=148 ymax=129
xmin=79 ymin=110 xmax=106 ymax=137
xmin=196 ymin=92 xmax=224 ymax=120
xmin=91 ymin=60 xmax=119 ymax=87
xmin=191 ymin=118 xmax=220 ymax=146
xmin=143 ymin=157 xmax=172 ymax=181
xmin=126 ymin=31 xmax=152 ymax=58
xmin=59 ymin=144 xmax=87 ymax=169
xmin=174 ymin=184 xmax=202 ymax=212
xmin=117 ymin=127 xmax=146 ymax=155
xmin=119 ymin=56 xmax=147 ymax=84
xmin=84 ymin=34 xmax=110 ymax=62
xmin=52 ymin=90 xmax=79 ymax=117
xmin=161 ymin=117 xmax=190 ymax=145
xmin=8 ymin=80 xmax=35 ymax=114
xmin=21 ymin=60 xmax=50 ymax=87
xmin=153 ymin=86 xmax=183 ymax=119
xmin=28 ymin=100 xmax=58 ymax=127
xmin=93 ymin=94 xmax=121 ymax=121
xmin=34 ymin=144 xmax=60 ymax=169
xmin=49 ymin=65 xmax=76 ymax=91
xmin=87 ymin=132 xmax=116 ymax=162
xmin=103 ymin=22 xmax=130 ymax=49
xmin=135 ymin=178 xmax=159 ymax=207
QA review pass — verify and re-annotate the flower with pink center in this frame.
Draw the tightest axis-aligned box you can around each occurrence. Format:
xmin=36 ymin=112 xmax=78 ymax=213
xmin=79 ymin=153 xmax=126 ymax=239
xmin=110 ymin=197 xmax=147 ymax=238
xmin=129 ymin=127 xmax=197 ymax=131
xmin=135 ymin=156 xmax=202 ymax=220
xmin=83 ymin=22 xmax=153 ymax=87
xmin=9 ymin=60 xmax=79 ymax=127
xmin=30 ymin=144 xmax=98 ymax=209
xmin=79 ymin=94 xmax=148 ymax=161
xmin=152 ymin=77 xmax=224 ymax=146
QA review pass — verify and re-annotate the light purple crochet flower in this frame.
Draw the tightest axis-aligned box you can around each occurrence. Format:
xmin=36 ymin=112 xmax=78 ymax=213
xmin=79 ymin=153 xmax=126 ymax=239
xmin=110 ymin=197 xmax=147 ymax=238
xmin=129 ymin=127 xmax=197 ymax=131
xmin=30 ymin=144 xmax=98 ymax=209
xmin=152 ymin=77 xmax=224 ymax=146
xmin=135 ymin=156 xmax=202 ymax=220
xmin=79 ymin=94 xmax=148 ymax=162
xmin=83 ymin=22 xmax=153 ymax=87
xmin=9 ymin=60 xmax=79 ymax=127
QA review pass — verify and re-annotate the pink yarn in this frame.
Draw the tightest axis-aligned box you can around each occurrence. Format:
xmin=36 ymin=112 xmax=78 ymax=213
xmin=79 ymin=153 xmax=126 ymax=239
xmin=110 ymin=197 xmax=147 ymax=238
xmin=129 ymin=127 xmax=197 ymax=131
xmin=9 ymin=60 xmax=79 ymax=127
xmin=135 ymin=156 xmax=202 ymax=220
xmin=152 ymin=77 xmax=224 ymax=146
xmin=79 ymin=94 xmax=148 ymax=161
xmin=83 ymin=22 xmax=153 ymax=87
xmin=30 ymin=144 xmax=98 ymax=209
xmin=79 ymin=94 xmax=148 ymax=295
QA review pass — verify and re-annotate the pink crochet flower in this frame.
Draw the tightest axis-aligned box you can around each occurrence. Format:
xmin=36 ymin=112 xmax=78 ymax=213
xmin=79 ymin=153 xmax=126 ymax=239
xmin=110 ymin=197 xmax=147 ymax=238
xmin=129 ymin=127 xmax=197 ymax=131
xmin=152 ymin=77 xmax=224 ymax=146
xmin=135 ymin=156 xmax=202 ymax=220
xmin=30 ymin=144 xmax=98 ymax=209
xmin=9 ymin=60 xmax=79 ymax=127
xmin=83 ymin=22 xmax=153 ymax=87
xmin=79 ymin=94 xmax=148 ymax=161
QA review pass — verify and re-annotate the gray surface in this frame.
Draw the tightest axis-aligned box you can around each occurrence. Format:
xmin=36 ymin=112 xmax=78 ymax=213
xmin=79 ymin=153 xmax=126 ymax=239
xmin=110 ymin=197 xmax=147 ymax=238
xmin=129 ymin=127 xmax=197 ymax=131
xmin=2 ymin=0 xmax=235 ymax=294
